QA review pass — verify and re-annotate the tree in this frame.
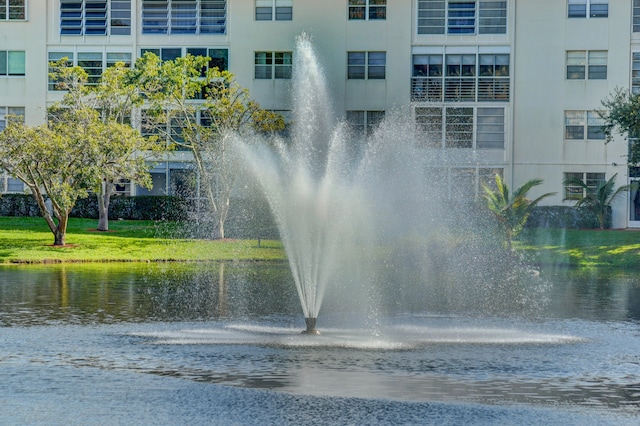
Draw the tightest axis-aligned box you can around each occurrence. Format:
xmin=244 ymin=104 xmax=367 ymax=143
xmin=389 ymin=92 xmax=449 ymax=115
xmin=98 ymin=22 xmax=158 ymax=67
xmin=600 ymin=88 xmax=640 ymax=164
xmin=0 ymin=109 xmax=106 ymax=245
xmin=563 ymin=173 xmax=629 ymax=229
xmin=482 ymin=174 xmax=555 ymax=251
xmin=49 ymin=58 xmax=161 ymax=231
xmin=133 ymin=52 xmax=285 ymax=239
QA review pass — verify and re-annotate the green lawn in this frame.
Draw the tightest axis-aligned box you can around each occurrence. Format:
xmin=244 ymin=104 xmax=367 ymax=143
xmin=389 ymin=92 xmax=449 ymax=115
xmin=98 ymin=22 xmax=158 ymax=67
xmin=1 ymin=216 xmax=639 ymax=268
xmin=520 ymin=227 xmax=640 ymax=268
xmin=0 ymin=217 xmax=286 ymax=264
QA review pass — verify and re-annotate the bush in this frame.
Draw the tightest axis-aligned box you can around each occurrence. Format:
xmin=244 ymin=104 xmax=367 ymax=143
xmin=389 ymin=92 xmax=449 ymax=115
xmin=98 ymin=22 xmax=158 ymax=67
xmin=526 ymin=206 xmax=606 ymax=229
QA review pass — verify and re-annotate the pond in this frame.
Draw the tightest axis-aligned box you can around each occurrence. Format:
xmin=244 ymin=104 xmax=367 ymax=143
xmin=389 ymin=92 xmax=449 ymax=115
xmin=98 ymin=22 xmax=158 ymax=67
xmin=0 ymin=262 xmax=638 ymax=425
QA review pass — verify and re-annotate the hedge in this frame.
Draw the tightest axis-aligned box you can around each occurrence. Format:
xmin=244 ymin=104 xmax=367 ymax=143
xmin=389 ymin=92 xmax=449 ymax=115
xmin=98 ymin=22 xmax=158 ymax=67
xmin=525 ymin=205 xmax=606 ymax=229
xmin=0 ymin=193 xmax=279 ymax=238
xmin=0 ymin=194 xmax=607 ymax=235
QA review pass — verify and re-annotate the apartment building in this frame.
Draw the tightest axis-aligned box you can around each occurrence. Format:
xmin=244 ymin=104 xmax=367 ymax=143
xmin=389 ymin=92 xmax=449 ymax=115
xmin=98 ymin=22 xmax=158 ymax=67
xmin=0 ymin=0 xmax=638 ymax=227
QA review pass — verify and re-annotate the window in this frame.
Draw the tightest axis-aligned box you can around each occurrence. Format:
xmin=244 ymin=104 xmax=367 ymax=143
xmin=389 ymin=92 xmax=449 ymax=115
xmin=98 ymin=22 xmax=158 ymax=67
xmin=142 ymin=0 xmax=226 ymax=34
xmin=255 ymin=51 xmax=292 ymax=79
xmin=568 ymin=0 xmax=608 ymax=18
xmin=417 ymin=0 xmax=507 ymax=35
xmin=0 ymin=0 xmax=25 ymax=20
xmin=415 ymin=106 xmax=505 ymax=149
xmin=448 ymin=0 xmax=476 ymax=34
xmin=445 ymin=54 xmax=476 ymax=100
xmin=346 ymin=110 xmax=385 ymax=138
xmin=0 ymin=51 xmax=25 ymax=76
xmin=111 ymin=1 xmax=132 ymax=34
xmin=634 ymin=0 xmax=640 ymax=32
xmin=60 ymin=1 xmax=131 ymax=35
xmin=348 ymin=0 xmax=386 ymax=20
xmin=476 ymin=107 xmax=505 ymax=149
xmin=141 ymin=47 xmax=181 ymax=61
xmin=566 ymin=50 xmax=607 ymax=80
xmin=412 ymin=52 xmax=510 ymax=102
xmin=564 ymin=172 xmax=605 ymax=200
xmin=633 ymin=52 xmax=640 ymax=95
xmin=0 ymin=107 xmax=24 ymax=131
xmin=256 ymin=0 xmax=292 ymax=21
xmin=49 ymin=51 xmax=131 ymax=90
xmin=347 ymin=51 xmax=386 ymax=79
xmin=445 ymin=107 xmax=473 ymax=148
xmin=186 ymin=47 xmax=229 ymax=71
xmin=564 ymin=110 xmax=605 ymax=140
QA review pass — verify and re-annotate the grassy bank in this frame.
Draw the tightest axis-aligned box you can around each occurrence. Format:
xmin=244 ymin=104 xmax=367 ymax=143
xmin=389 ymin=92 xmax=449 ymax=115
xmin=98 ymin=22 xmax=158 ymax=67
xmin=1 ymin=216 xmax=639 ymax=267
xmin=520 ymin=228 xmax=640 ymax=268
xmin=0 ymin=217 xmax=286 ymax=264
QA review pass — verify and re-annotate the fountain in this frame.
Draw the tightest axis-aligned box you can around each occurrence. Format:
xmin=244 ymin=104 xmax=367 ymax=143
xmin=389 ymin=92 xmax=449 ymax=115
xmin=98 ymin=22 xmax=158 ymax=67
xmin=238 ymin=34 xmax=378 ymax=334
xmin=238 ymin=34 xmax=539 ymax=334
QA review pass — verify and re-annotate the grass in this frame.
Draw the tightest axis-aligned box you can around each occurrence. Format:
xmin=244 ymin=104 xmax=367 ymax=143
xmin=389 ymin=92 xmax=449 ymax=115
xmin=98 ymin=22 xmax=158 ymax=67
xmin=520 ymin=227 xmax=640 ymax=268
xmin=1 ymin=216 xmax=639 ymax=268
xmin=0 ymin=217 xmax=286 ymax=264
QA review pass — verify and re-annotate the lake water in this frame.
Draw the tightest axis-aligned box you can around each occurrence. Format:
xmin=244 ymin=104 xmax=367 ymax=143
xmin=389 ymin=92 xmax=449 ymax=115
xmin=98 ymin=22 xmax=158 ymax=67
xmin=0 ymin=262 xmax=639 ymax=425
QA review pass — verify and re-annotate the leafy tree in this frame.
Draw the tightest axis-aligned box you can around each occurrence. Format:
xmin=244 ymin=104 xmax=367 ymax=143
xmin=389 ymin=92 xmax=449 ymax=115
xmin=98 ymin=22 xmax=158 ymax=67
xmin=563 ymin=173 xmax=629 ymax=229
xmin=0 ymin=109 xmax=113 ymax=245
xmin=133 ymin=52 xmax=285 ymax=238
xmin=482 ymin=174 xmax=555 ymax=251
xmin=49 ymin=59 xmax=161 ymax=231
xmin=600 ymin=88 xmax=640 ymax=164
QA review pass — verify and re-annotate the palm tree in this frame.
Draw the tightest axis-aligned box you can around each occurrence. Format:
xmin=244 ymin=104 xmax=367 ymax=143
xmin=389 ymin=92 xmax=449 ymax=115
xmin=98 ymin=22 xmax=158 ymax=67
xmin=482 ymin=174 xmax=556 ymax=251
xmin=563 ymin=173 xmax=629 ymax=229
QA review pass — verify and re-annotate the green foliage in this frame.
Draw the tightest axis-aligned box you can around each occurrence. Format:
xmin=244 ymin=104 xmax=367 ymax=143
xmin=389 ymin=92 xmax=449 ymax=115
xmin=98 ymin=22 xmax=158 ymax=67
xmin=49 ymin=58 xmax=163 ymax=231
xmin=134 ymin=52 xmax=285 ymax=238
xmin=563 ymin=173 xmax=629 ymax=229
xmin=600 ymin=88 xmax=640 ymax=164
xmin=525 ymin=206 xmax=604 ymax=229
xmin=482 ymin=174 xmax=556 ymax=250
xmin=0 ymin=111 xmax=105 ymax=245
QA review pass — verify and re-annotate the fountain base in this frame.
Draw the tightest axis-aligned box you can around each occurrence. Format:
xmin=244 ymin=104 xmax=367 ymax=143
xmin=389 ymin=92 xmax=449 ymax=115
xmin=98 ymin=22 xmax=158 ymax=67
xmin=302 ymin=317 xmax=320 ymax=335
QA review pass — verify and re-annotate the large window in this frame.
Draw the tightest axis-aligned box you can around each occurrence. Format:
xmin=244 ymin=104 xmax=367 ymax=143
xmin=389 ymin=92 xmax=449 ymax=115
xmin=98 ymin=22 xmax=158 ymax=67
xmin=635 ymin=0 xmax=640 ymax=32
xmin=0 ymin=0 xmax=25 ymax=20
xmin=415 ymin=106 xmax=505 ymax=149
xmin=412 ymin=52 xmax=509 ymax=102
xmin=48 ymin=51 xmax=131 ymax=90
xmin=142 ymin=0 xmax=226 ymax=35
xmin=0 ymin=51 xmax=25 ymax=76
xmin=60 ymin=1 xmax=131 ymax=35
xmin=348 ymin=0 xmax=386 ymax=20
xmin=347 ymin=52 xmax=386 ymax=79
xmin=0 ymin=106 xmax=24 ymax=130
xmin=564 ymin=110 xmax=605 ymax=140
xmin=255 ymin=51 xmax=292 ymax=79
xmin=141 ymin=47 xmax=228 ymax=72
xmin=186 ymin=47 xmax=228 ymax=71
xmin=567 ymin=0 xmax=608 ymax=18
xmin=417 ymin=0 xmax=507 ymax=35
xmin=564 ymin=172 xmax=605 ymax=200
xmin=256 ymin=0 xmax=292 ymax=21
xmin=566 ymin=50 xmax=607 ymax=80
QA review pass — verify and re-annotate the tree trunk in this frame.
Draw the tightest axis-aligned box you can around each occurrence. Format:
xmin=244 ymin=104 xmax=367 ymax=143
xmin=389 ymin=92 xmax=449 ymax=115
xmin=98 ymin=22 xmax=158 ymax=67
xmin=218 ymin=216 xmax=225 ymax=239
xmin=97 ymin=180 xmax=111 ymax=231
xmin=53 ymin=214 xmax=68 ymax=246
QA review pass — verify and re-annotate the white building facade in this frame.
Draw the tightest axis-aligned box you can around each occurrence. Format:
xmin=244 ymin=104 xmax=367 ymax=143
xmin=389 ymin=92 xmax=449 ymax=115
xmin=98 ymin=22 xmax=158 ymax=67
xmin=0 ymin=0 xmax=639 ymax=227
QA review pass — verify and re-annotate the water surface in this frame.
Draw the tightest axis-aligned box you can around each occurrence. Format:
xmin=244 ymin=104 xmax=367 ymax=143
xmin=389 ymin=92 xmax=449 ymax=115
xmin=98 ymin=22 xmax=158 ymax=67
xmin=0 ymin=263 xmax=638 ymax=425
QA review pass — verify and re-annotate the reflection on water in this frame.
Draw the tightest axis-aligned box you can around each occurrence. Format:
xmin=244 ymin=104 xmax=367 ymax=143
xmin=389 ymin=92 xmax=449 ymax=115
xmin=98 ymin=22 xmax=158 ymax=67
xmin=1 ymin=263 xmax=639 ymax=325
xmin=0 ymin=263 xmax=639 ymax=424
xmin=0 ymin=262 xmax=300 ymax=326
